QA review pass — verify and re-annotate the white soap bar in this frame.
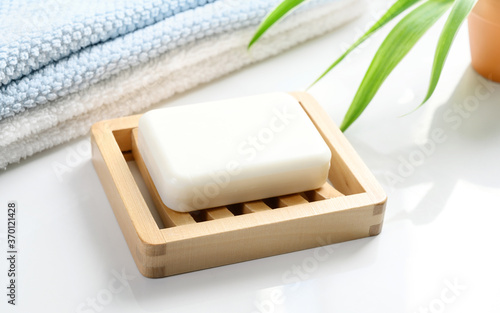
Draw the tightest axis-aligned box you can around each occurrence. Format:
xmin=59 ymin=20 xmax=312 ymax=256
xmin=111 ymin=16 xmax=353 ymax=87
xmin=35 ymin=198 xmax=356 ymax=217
xmin=138 ymin=92 xmax=331 ymax=212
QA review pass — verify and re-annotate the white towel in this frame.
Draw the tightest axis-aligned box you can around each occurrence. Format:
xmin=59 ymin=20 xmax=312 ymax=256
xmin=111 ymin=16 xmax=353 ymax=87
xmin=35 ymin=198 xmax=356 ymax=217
xmin=0 ymin=0 xmax=364 ymax=169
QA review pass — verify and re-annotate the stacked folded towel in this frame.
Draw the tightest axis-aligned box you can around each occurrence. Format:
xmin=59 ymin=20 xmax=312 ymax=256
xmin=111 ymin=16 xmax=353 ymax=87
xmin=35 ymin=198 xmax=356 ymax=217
xmin=0 ymin=0 xmax=364 ymax=169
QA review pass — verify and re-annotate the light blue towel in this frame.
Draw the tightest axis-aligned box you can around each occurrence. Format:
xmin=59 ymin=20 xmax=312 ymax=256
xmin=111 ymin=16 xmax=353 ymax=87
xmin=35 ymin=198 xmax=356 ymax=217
xmin=0 ymin=0 xmax=364 ymax=169
xmin=0 ymin=0 xmax=332 ymax=120
xmin=0 ymin=0 xmax=217 ymax=87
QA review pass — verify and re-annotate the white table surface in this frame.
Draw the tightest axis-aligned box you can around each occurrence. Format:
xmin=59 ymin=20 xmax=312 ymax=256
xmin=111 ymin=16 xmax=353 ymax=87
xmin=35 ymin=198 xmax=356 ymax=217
xmin=1 ymin=1 xmax=499 ymax=312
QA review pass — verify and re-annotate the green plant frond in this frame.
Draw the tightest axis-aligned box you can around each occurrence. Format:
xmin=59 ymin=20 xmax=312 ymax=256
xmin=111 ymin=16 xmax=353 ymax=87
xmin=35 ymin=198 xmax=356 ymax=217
xmin=248 ymin=0 xmax=306 ymax=49
xmin=340 ymin=0 xmax=454 ymax=132
xmin=418 ymin=0 xmax=477 ymax=107
xmin=309 ymin=0 xmax=423 ymax=89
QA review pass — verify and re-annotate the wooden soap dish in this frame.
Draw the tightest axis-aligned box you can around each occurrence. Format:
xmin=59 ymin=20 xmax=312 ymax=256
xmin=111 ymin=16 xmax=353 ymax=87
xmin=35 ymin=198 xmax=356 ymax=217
xmin=91 ymin=92 xmax=387 ymax=278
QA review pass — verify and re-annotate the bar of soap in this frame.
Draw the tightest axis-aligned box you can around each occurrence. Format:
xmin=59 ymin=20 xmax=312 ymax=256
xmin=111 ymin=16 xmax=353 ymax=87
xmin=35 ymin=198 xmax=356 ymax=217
xmin=138 ymin=92 xmax=331 ymax=212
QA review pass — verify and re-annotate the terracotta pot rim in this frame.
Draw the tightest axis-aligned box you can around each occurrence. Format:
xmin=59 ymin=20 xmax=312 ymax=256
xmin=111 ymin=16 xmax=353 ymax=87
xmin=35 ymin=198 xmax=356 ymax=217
xmin=469 ymin=11 xmax=500 ymax=28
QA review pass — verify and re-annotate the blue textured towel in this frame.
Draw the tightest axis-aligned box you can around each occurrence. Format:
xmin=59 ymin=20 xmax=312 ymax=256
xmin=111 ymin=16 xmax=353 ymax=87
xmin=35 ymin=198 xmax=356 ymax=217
xmin=0 ymin=0 xmax=335 ymax=119
xmin=0 ymin=0 xmax=364 ymax=168
xmin=0 ymin=0 xmax=217 ymax=86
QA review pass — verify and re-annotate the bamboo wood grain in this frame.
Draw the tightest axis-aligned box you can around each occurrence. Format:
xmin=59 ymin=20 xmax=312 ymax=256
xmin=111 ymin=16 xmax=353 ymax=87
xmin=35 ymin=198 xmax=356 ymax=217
xmin=206 ymin=207 xmax=234 ymax=220
xmin=243 ymin=201 xmax=272 ymax=213
xmin=278 ymin=194 xmax=308 ymax=207
xmin=91 ymin=92 xmax=387 ymax=278
xmin=306 ymin=182 xmax=345 ymax=201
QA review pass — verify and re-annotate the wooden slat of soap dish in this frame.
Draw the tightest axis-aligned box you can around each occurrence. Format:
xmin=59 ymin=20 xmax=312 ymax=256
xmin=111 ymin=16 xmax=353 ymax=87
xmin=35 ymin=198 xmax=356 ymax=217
xmin=91 ymin=92 xmax=387 ymax=278
xmin=305 ymin=183 xmax=344 ymax=201
xmin=205 ymin=207 xmax=234 ymax=220
xmin=278 ymin=194 xmax=309 ymax=207
xmin=242 ymin=200 xmax=272 ymax=213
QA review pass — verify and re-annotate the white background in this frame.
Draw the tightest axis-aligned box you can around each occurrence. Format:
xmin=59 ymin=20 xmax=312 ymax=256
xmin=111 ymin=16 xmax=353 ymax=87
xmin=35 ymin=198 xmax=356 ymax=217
xmin=1 ymin=1 xmax=499 ymax=312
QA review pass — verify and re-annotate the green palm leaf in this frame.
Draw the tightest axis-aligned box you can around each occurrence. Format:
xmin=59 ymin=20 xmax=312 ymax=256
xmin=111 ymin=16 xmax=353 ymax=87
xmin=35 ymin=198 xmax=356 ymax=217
xmin=310 ymin=0 xmax=423 ymax=88
xmin=248 ymin=0 xmax=306 ymax=49
xmin=340 ymin=0 xmax=453 ymax=131
xmin=419 ymin=0 xmax=477 ymax=106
